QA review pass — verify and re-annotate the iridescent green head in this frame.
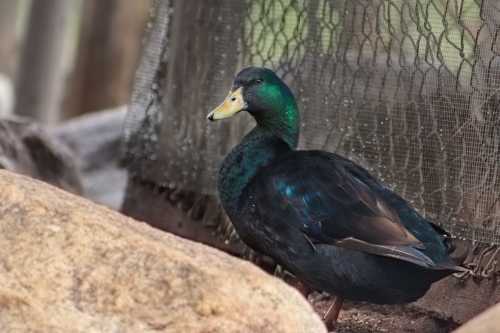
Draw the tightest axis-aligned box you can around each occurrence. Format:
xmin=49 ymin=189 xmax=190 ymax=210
xmin=208 ymin=67 xmax=300 ymax=148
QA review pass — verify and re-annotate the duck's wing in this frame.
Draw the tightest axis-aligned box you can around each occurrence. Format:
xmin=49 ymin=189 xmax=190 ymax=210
xmin=251 ymin=150 xmax=449 ymax=269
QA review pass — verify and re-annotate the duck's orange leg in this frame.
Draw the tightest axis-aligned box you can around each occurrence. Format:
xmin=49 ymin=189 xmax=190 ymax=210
xmin=323 ymin=296 xmax=344 ymax=331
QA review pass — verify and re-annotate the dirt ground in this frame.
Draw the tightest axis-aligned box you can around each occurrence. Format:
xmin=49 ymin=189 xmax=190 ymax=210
xmin=309 ymin=294 xmax=459 ymax=333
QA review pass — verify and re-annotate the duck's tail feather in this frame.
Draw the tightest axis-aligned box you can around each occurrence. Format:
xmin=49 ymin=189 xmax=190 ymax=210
xmin=336 ymin=237 xmax=467 ymax=272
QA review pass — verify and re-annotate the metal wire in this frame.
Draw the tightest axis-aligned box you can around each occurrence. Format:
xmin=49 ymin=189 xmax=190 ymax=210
xmin=124 ymin=0 xmax=500 ymax=246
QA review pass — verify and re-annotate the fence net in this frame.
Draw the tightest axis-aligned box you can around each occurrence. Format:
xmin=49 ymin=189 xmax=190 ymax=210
xmin=124 ymin=0 xmax=500 ymax=247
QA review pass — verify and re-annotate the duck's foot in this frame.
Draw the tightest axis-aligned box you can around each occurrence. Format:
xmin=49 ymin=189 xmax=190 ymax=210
xmin=323 ymin=296 xmax=343 ymax=331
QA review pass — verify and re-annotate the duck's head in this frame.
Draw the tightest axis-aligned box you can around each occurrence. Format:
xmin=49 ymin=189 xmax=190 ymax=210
xmin=207 ymin=67 xmax=300 ymax=148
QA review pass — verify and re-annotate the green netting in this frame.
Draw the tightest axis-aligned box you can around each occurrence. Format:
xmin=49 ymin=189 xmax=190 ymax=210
xmin=124 ymin=0 xmax=500 ymax=246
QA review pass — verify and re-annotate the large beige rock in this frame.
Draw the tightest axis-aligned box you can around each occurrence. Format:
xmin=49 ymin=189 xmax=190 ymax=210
xmin=0 ymin=170 xmax=325 ymax=333
xmin=455 ymin=302 xmax=500 ymax=333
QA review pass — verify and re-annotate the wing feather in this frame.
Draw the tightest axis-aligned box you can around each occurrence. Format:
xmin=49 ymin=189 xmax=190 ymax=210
xmin=251 ymin=151 xmax=441 ymax=268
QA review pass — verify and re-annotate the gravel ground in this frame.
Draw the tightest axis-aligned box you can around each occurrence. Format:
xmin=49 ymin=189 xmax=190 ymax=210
xmin=309 ymin=293 xmax=459 ymax=333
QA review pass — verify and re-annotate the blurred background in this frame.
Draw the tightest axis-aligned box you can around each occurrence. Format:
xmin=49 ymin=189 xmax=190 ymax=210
xmin=0 ymin=1 xmax=499 ymax=331
xmin=0 ymin=0 xmax=152 ymax=211
xmin=0 ymin=0 xmax=150 ymax=123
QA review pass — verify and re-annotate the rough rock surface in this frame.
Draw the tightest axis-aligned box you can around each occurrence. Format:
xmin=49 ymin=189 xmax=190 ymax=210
xmin=0 ymin=170 xmax=325 ymax=333
xmin=454 ymin=302 xmax=500 ymax=333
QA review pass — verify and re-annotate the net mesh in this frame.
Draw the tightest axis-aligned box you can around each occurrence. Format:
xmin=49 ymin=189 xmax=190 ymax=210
xmin=125 ymin=0 xmax=500 ymax=246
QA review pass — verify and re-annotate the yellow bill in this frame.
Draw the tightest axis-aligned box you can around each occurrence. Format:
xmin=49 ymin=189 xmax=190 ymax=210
xmin=207 ymin=87 xmax=246 ymax=121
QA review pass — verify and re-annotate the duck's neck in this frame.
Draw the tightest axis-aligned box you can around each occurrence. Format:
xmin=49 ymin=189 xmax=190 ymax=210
xmin=217 ymin=127 xmax=287 ymax=213
xmin=218 ymin=100 xmax=300 ymax=212
xmin=253 ymin=85 xmax=300 ymax=149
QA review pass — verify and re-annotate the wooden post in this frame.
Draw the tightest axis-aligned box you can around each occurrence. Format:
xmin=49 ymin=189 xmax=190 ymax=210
xmin=63 ymin=0 xmax=151 ymax=118
xmin=0 ymin=0 xmax=20 ymax=78
xmin=14 ymin=0 xmax=74 ymax=125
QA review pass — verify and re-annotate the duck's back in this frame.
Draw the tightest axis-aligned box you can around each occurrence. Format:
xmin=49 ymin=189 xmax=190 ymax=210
xmin=252 ymin=151 xmax=457 ymax=263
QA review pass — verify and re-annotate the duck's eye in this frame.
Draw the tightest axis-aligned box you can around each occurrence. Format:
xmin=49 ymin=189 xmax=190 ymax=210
xmin=255 ymin=79 xmax=263 ymax=84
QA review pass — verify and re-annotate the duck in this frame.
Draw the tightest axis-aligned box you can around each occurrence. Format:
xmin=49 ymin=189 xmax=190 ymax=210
xmin=207 ymin=67 xmax=464 ymax=330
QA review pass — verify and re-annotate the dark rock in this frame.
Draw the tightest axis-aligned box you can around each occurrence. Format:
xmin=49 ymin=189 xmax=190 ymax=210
xmin=0 ymin=116 xmax=82 ymax=194
xmin=54 ymin=107 xmax=128 ymax=209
